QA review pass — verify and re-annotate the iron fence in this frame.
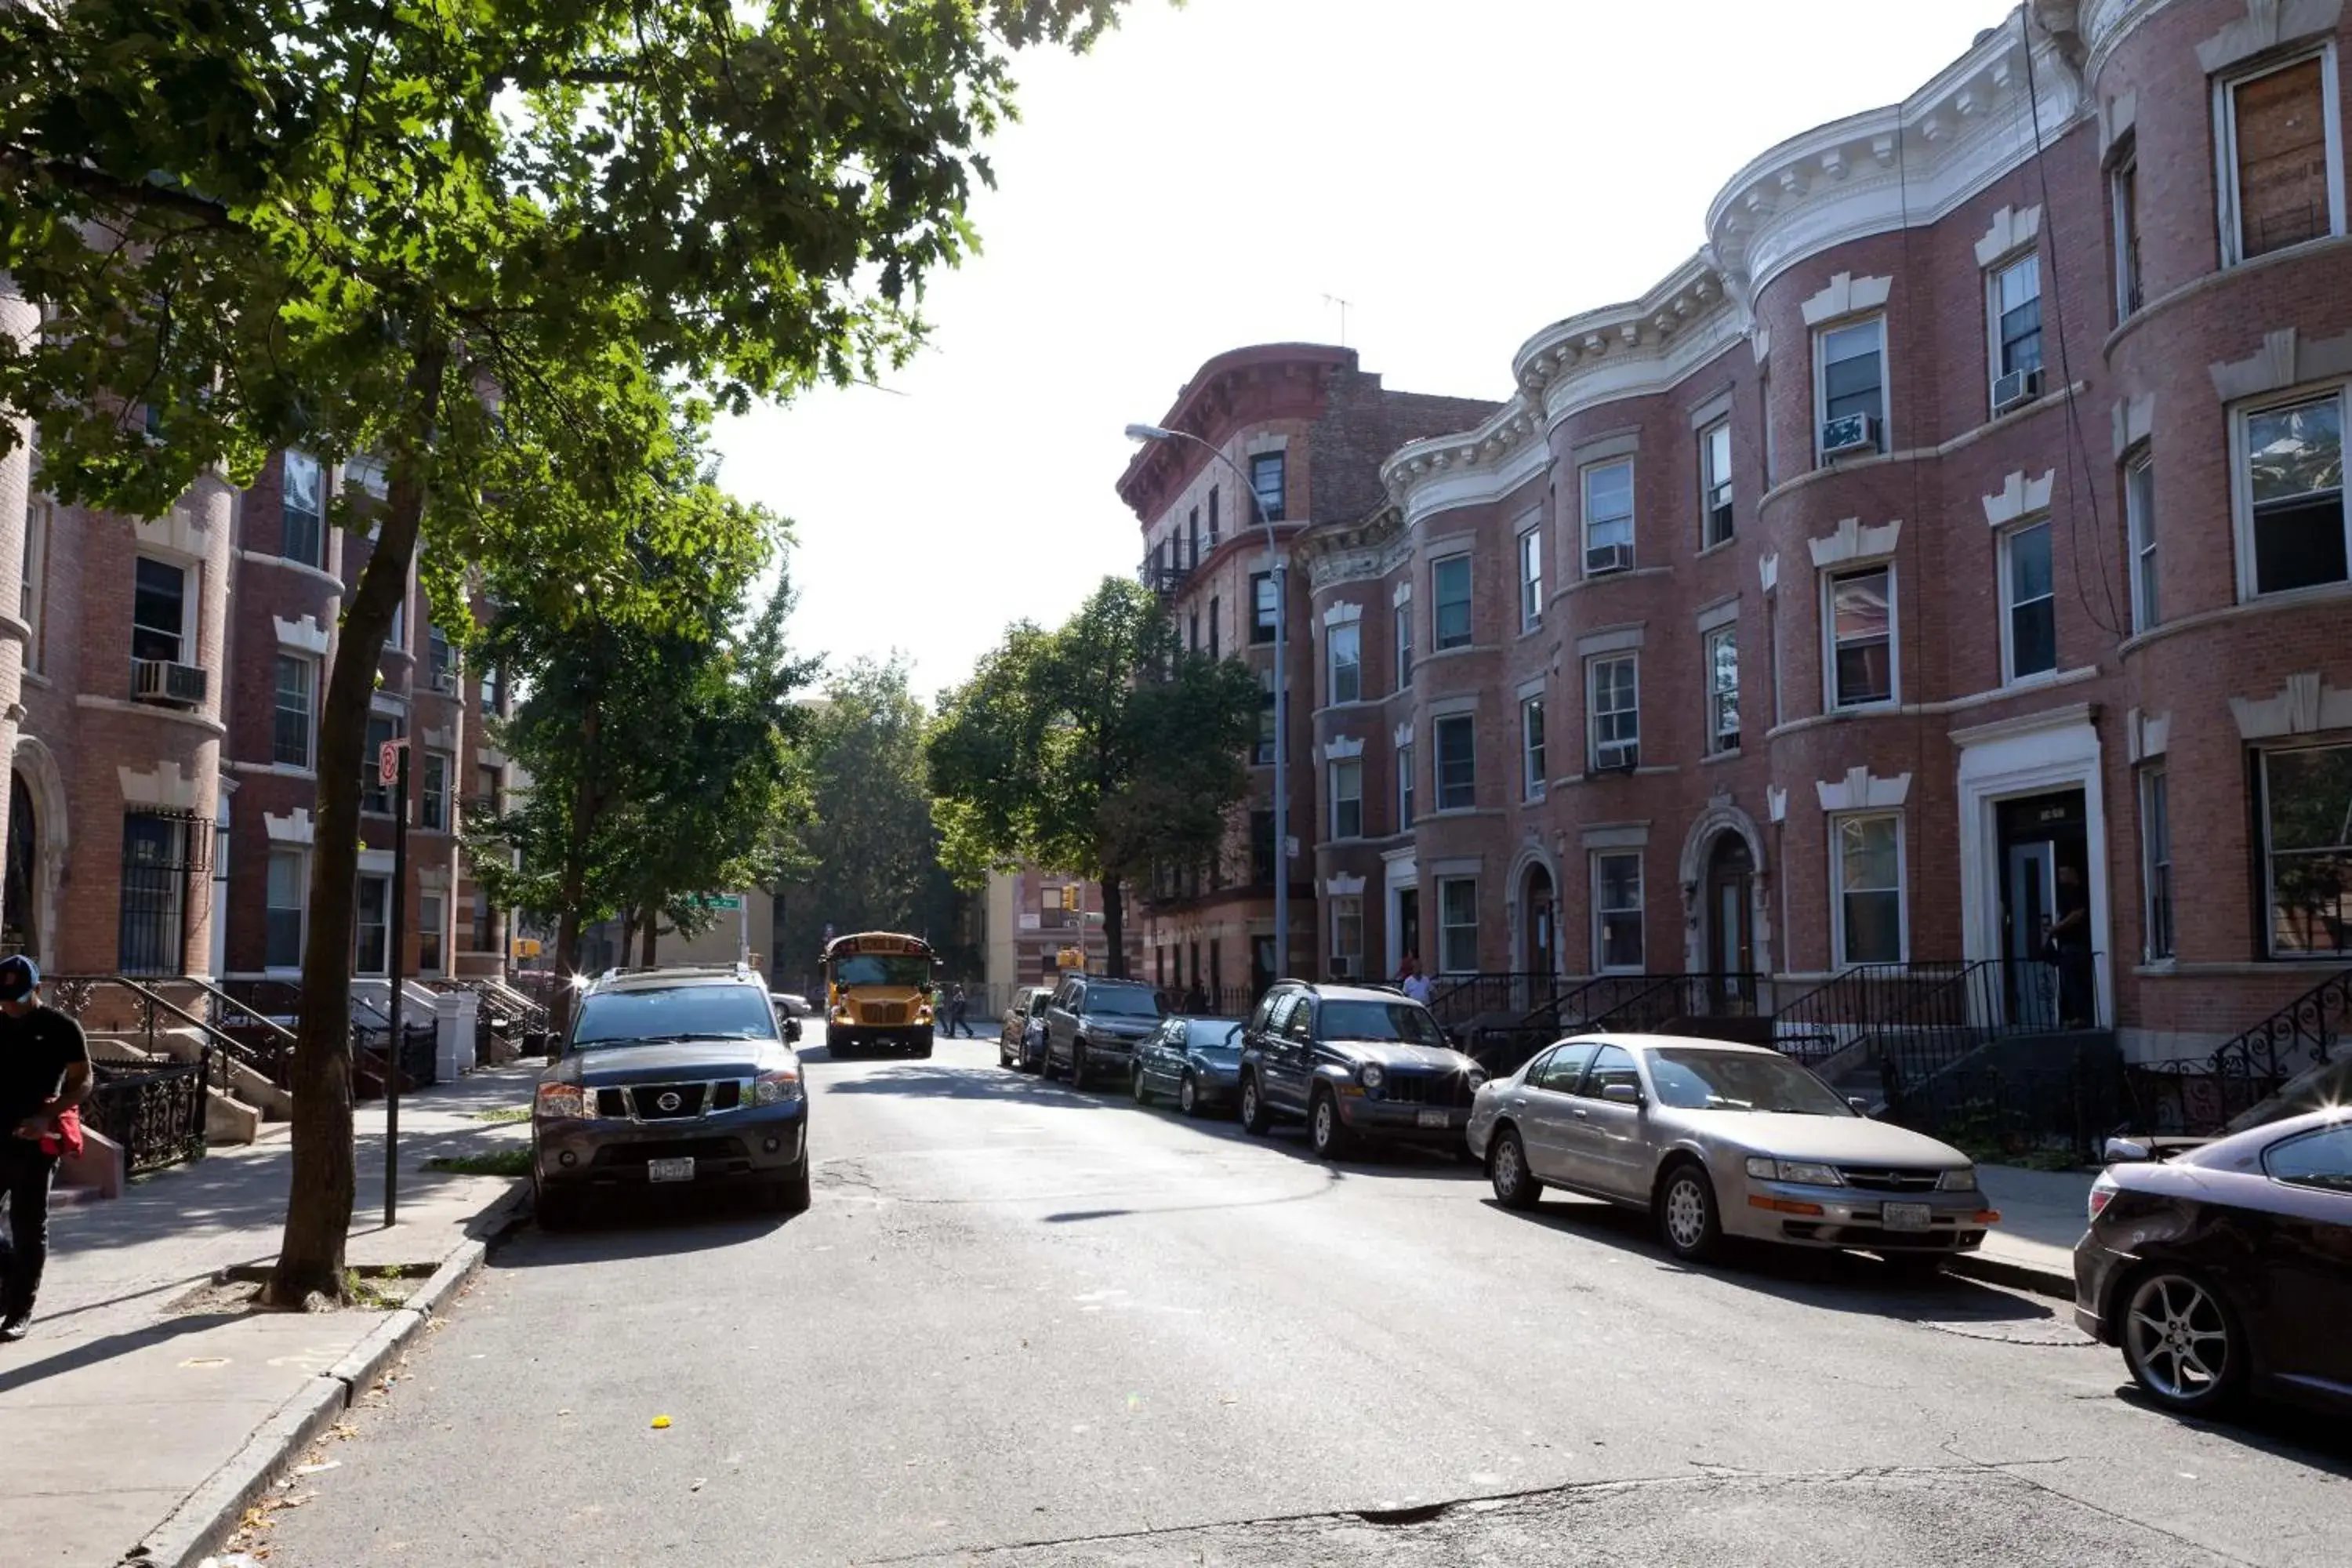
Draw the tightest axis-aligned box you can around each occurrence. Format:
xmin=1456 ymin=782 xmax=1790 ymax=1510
xmin=1426 ymin=972 xmax=1559 ymax=1026
xmin=1879 ymin=1056 xmax=2122 ymax=1166
xmin=85 ymin=1056 xmax=209 ymax=1172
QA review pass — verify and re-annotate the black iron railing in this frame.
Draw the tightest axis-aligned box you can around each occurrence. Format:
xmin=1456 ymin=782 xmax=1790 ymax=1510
xmin=49 ymin=974 xmax=275 ymax=1081
xmin=2207 ymin=964 xmax=2347 ymax=1087
xmin=1426 ymin=972 xmax=1559 ymax=1027
xmin=86 ymin=1056 xmax=209 ymax=1172
xmin=1871 ymin=954 xmax=2100 ymax=1095
xmin=353 ymin=1021 xmax=439 ymax=1098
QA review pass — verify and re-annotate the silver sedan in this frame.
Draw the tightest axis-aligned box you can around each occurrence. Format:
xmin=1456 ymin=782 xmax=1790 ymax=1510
xmin=1465 ymin=1034 xmax=1998 ymax=1272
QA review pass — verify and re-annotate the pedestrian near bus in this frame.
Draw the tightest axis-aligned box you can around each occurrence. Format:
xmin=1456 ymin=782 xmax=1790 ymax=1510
xmin=947 ymin=983 xmax=972 ymax=1039
xmin=0 ymin=956 xmax=92 ymax=1343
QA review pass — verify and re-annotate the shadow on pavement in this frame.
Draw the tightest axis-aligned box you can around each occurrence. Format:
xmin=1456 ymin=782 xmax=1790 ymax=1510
xmin=1498 ymin=1192 xmax=2062 ymax=1323
xmin=813 ymin=1059 xmax=1130 ymax=1111
xmin=0 ymin=1312 xmax=249 ymax=1396
xmin=499 ymin=1191 xmax=793 ymax=1264
xmin=2108 ymin=1385 xmax=2352 ymax=1477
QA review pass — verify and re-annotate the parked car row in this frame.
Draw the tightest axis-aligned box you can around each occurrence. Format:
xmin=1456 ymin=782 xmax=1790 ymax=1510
xmin=990 ymin=972 xmax=2352 ymax=1425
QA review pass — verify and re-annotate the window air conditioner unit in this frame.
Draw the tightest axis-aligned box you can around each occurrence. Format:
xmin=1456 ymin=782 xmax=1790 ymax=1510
xmin=1991 ymin=367 xmax=2042 ymax=415
xmin=1594 ymin=742 xmax=1639 ymax=774
xmin=1819 ymin=412 xmax=1878 ymax=457
xmin=1584 ymin=542 xmax=1634 ymax=576
xmin=132 ymin=659 xmax=208 ymax=706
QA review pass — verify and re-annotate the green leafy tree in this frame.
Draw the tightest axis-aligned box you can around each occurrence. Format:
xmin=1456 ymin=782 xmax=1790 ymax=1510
xmin=777 ymin=657 xmax=944 ymax=978
xmin=929 ymin=579 xmax=1258 ymax=977
xmin=0 ymin=0 xmax=1127 ymax=1301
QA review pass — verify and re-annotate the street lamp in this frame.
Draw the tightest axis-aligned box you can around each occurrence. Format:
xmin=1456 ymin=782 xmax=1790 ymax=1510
xmin=1125 ymin=421 xmax=1290 ymax=989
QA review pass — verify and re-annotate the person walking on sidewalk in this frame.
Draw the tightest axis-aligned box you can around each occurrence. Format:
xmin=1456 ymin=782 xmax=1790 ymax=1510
xmin=0 ymin=956 xmax=91 ymax=1343
xmin=947 ymin=984 xmax=972 ymax=1039
xmin=1396 ymin=953 xmax=1433 ymax=1007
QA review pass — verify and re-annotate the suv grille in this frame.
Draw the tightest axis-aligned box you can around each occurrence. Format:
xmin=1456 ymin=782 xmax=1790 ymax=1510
xmin=1379 ymin=1071 xmax=1472 ymax=1109
xmin=860 ymin=1002 xmax=909 ymax=1025
xmin=1837 ymin=1166 xmax=1940 ymax=1192
xmin=631 ymin=1083 xmax=708 ymax=1120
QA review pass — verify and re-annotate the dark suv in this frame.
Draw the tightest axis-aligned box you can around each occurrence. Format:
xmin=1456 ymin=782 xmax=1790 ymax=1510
xmin=1042 ymin=975 xmax=1163 ymax=1089
xmin=1236 ymin=980 xmax=1486 ymax=1160
xmin=531 ymin=966 xmax=810 ymax=1226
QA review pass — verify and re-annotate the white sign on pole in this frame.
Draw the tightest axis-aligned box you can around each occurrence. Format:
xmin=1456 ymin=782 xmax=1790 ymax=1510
xmin=379 ymin=739 xmax=405 ymax=785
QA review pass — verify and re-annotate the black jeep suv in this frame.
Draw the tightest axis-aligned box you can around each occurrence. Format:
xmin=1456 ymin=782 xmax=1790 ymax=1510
xmin=1234 ymin=980 xmax=1486 ymax=1160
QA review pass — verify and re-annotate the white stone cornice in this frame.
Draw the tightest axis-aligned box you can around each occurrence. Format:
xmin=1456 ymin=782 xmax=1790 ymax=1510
xmin=2125 ymin=706 xmax=2171 ymax=763
xmin=1816 ymin=766 xmax=1911 ymax=812
xmin=1765 ymin=784 xmax=1789 ymax=823
xmin=1392 ymin=721 xmax=1414 ymax=749
xmin=274 ymin=614 xmax=330 ymax=655
xmin=1759 ymin=554 xmax=1779 ymax=593
xmin=118 ymin=760 xmax=204 ymax=812
xmin=264 ymin=808 xmax=316 ymax=846
xmin=132 ymin=503 xmax=211 ymax=562
xmin=1807 ymin=517 xmax=1903 ymax=568
xmin=1320 ymin=601 xmax=1363 ymax=628
xmin=1982 ymin=470 xmax=2057 ymax=527
xmin=1318 ymin=735 xmax=1365 ymax=762
xmin=2231 ymin=672 xmax=2352 ymax=738
xmin=2209 ymin=327 xmax=2352 ymax=402
xmin=1800 ymin=272 xmax=1893 ymax=327
xmin=2112 ymin=394 xmax=2154 ymax=458
xmin=1323 ymin=874 xmax=1367 ymax=898
xmin=2197 ymin=0 xmax=2343 ymax=73
xmin=1973 ymin=205 xmax=2043 ymax=267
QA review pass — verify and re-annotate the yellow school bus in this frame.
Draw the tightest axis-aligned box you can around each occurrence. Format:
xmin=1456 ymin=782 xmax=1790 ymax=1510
xmin=821 ymin=931 xmax=939 ymax=1058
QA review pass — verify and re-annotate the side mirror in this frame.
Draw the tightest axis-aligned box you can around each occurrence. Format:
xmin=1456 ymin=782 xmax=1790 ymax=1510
xmin=783 ymin=1018 xmax=802 ymax=1044
xmin=1225 ymin=1025 xmax=1243 ymax=1047
xmin=2103 ymin=1136 xmax=2152 ymax=1164
xmin=1848 ymin=1097 xmax=1870 ymax=1116
xmin=1602 ymin=1082 xmax=1642 ymax=1105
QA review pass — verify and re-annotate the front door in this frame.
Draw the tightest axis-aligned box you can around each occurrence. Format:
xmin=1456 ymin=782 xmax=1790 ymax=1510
xmin=2003 ymin=840 xmax=2059 ymax=1029
xmin=1396 ymin=888 xmax=1421 ymax=972
xmin=1704 ymin=833 xmax=1754 ymax=1008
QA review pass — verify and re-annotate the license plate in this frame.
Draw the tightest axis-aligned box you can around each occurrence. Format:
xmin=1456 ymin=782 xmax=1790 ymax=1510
xmin=1416 ymin=1109 xmax=1452 ymax=1129
xmin=646 ymin=1157 xmax=695 ymax=1184
xmin=1882 ymin=1201 xmax=1933 ymax=1231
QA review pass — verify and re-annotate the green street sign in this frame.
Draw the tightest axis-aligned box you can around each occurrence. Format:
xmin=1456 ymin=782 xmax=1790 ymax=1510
xmin=695 ymin=894 xmax=744 ymax=911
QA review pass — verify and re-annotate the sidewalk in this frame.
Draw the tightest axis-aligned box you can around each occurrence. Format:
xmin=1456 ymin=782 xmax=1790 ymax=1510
xmin=2 ymin=1062 xmax=540 ymax=1568
xmin=1951 ymin=1163 xmax=2094 ymax=1299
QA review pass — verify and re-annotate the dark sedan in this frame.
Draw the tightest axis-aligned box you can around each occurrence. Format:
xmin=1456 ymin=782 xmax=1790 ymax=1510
xmin=1131 ymin=1015 xmax=1244 ymax=1116
xmin=2074 ymin=1108 xmax=2352 ymax=1417
xmin=999 ymin=985 xmax=1055 ymax=1073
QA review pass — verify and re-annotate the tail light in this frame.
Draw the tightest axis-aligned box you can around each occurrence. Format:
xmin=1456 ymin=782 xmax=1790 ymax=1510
xmin=2087 ymin=1173 xmax=2119 ymax=1221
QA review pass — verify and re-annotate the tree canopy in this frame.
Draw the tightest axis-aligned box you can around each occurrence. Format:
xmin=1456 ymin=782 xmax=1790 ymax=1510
xmin=928 ymin=578 xmax=1258 ymax=978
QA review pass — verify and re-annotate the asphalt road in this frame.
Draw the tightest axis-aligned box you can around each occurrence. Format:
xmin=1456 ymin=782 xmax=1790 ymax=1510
xmin=260 ymin=1031 xmax=2350 ymax=1566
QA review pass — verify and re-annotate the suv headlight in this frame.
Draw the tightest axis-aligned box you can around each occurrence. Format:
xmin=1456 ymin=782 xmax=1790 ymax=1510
xmin=1465 ymin=1065 xmax=1488 ymax=1091
xmin=753 ymin=1068 xmax=804 ymax=1106
xmin=1359 ymin=1063 xmax=1385 ymax=1091
xmin=535 ymin=1082 xmax=586 ymax=1120
xmin=1937 ymin=1165 xmax=1978 ymax=1192
xmin=1744 ymin=1157 xmax=1845 ymax=1186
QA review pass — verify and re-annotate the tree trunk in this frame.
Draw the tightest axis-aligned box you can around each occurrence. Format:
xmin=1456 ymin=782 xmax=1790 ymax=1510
xmin=267 ymin=338 xmax=448 ymax=1308
xmin=639 ymin=909 xmax=657 ymax=967
xmin=1102 ymin=875 xmax=1127 ymax=979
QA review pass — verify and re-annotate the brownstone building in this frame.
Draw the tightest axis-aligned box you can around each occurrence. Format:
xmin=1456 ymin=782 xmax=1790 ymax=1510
xmin=1146 ymin=0 xmax=2352 ymax=1081
xmin=1115 ymin=345 xmax=1497 ymax=1007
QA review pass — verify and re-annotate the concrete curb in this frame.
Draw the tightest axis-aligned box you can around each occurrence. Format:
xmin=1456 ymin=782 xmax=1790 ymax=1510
xmin=118 ymin=1178 xmax=528 ymax=1568
xmin=1947 ymin=1248 xmax=2073 ymax=1302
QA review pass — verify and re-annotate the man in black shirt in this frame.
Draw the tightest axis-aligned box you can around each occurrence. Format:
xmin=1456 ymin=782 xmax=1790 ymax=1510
xmin=0 ymin=956 xmax=90 ymax=1341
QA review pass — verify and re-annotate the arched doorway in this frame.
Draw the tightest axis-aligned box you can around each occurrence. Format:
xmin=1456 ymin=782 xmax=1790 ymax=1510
xmin=3 ymin=774 xmax=37 ymax=960
xmin=1704 ymin=831 xmax=1754 ymax=1004
xmin=1522 ymin=863 xmax=1555 ymax=978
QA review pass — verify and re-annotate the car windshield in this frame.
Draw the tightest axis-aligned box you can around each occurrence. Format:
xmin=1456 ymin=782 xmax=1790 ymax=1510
xmin=1087 ymin=986 xmax=1161 ymax=1017
xmin=1647 ymin=1049 xmax=1854 ymax=1116
xmin=1186 ymin=1019 xmax=1243 ymax=1050
xmin=1317 ymin=999 xmax=1445 ymax=1046
xmin=833 ymin=955 xmax=931 ymax=988
xmin=571 ymin=985 xmax=779 ymax=1049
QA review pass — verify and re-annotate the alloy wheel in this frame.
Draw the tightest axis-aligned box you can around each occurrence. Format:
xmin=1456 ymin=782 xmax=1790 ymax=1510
xmin=2125 ymin=1272 xmax=2235 ymax=1407
xmin=1663 ymin=1171 xmax=1713 ymax=1256
xmin=1491 ymin=1132 xmax=1537 ymax=1209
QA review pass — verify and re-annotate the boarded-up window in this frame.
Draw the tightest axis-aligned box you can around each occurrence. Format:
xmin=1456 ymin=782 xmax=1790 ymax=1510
xmin=2233 ymin=57 xmax=2333 ymax=259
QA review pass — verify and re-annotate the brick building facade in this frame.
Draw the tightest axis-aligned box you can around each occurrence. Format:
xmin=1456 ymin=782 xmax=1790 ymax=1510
xmin=1137 ymin=0 xmax=2352 ymax=1065
xmin=1115 ymin=345 xmax=1498 ymax=1007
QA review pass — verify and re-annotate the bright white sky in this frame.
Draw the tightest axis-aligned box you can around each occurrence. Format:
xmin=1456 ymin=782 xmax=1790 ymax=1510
xmin=713 ymin=0 xmax=2016 ymax=702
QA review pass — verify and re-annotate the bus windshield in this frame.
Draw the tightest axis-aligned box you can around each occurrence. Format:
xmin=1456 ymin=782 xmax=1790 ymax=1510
xmin=832 ymin=954 xmax=931 ymax=989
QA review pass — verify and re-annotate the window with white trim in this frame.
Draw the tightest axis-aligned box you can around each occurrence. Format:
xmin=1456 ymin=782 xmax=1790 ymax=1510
xmin=1587 ymin=654 xmax=1639 ymax=771
xmin=21 ymin=498 xmax=48 ymax=673
xmin=1251 ymin=572 xmax=1277 ymax=644
xmin=1396 ymin=742 xmax=1414 ymax=829
xmin=1704 ymin=625 xmax=1740 ymax=754
xmin=1700 ymin=419 xmax=1734 ymax=548
xmin=1433 ymin=713 xmax=1475 ymax=811
xmin=2216 ymin=47 xmax=2344 ymax=265
xmin=1520 ymin=694 xmax=1546 ymax=800
xmin=1437 ymin=876 xmax=1479 ymax=975
xmin=2125 ymin=450 xmax=2159 ymax=631
xmin=1517 ymin=525 xmax=1543 ymax=630
xmin=1250 ymin=451 xmax=1287 ymax=523
xmin=1592 ymin=851 xmax=1643 ymax=972
xmin=1432 ymin=554 xmax=1472 ymax=650
xmin=2112 ymin=147 xmax=2143 ymax=321
xmin=132 ymin=556 xmax=191 ymax=665
xmin=1254 ymin=669 xmax=1276 ymax=765
xmin=2258 ymin=743 xmax=2352 ymax=958
xmin=385 ymin=590 xmax=406 ymax=652
xmin=2239 ymin=388 xmax=2347 ymax=596
xmin=1987 ymin=252 xmax=2043 ymax=408
xmin=1826 ymin=565 xmax=1896 ymax=708
xmin=282 ymin=450 xmax=325 ymax=568
xmin=355 ymin=873 xmax=391 ymax=975
xmin=273 ymin=655 xmax=316 ymax=769
xmin=1328 ymin=758 xmax=1363 ymax=841
xmin=1327 ymin=622 xmax=1360 ymax=705
xmin=1329 ymin=895 xmax=1363 ymax=980
xmin=421 ymin=751 xmax=453 ymax=833
xmin=2140 ymin=768 xmax=2174 ymax=962
xmin=265 ymin=850 xmax=306 ymax=969
xmin=1814 ymin=317 xmax=1887 ymax=461
xmin=2001 ymin=518 xmax=2057 ymax=682
xmin=418 ymin=891 xmax=445 ymax=975
xmin=1833 ymin=813 xmax=1905 ymax=965
xmin=1581 ymin=459 xmax=1634 ymax=572
xmin=1394 ymin=601 xmax=1412 ymax=688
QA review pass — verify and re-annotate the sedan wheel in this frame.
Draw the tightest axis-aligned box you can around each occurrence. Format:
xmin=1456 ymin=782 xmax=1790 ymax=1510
xmin=1489 ymin=1130 xmax=1541 ymax=1210
xmin=2122 ymin=1270 xmax=2243 ymax=1413
xmin=1178 ymin=1073 xmax=1200 ymax=1117
xmin=1657 ymin=1163 xmax=1723 ymax=1263
xmin=1131 ymin=1065 xmax=1149 ymax=1105
xmin=1239 ymin=1075 xmax=1270 ymax=1134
